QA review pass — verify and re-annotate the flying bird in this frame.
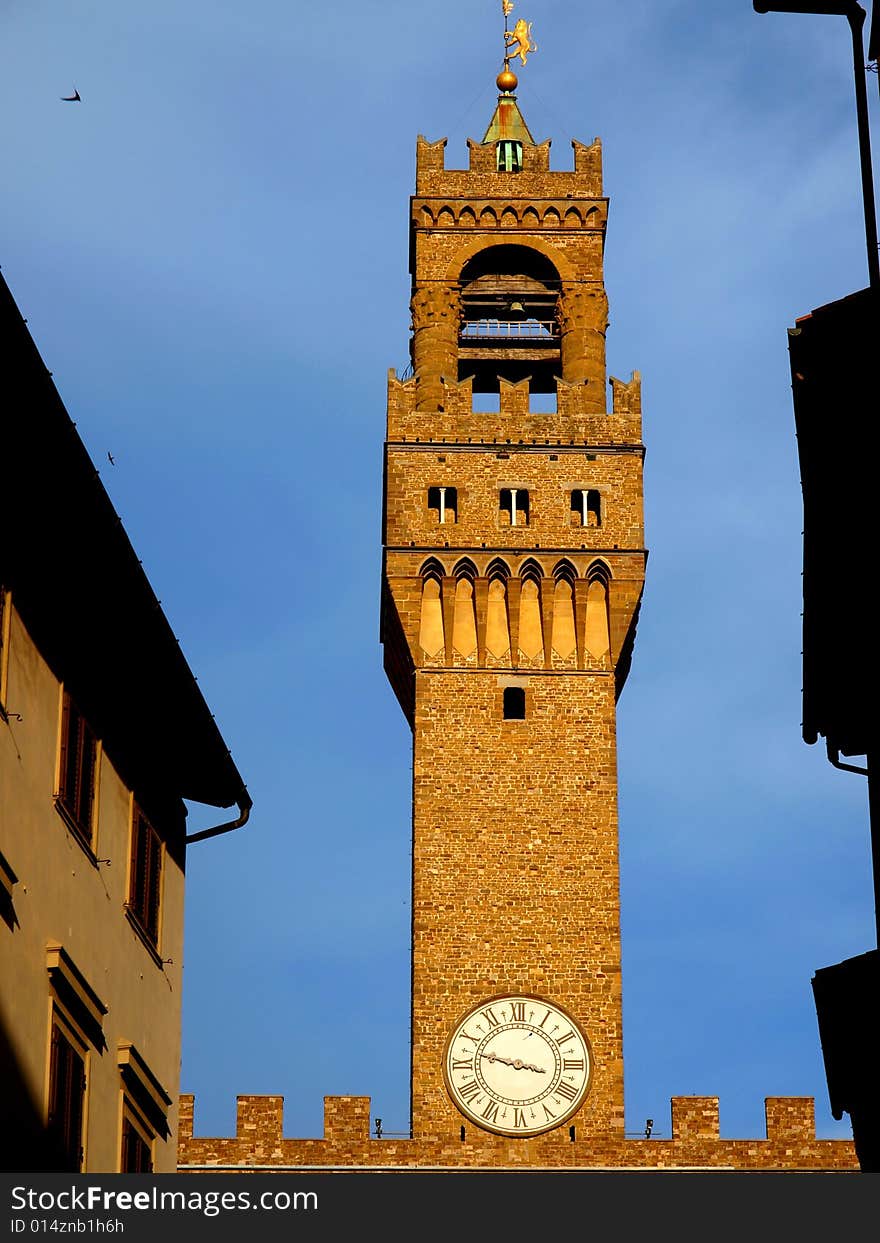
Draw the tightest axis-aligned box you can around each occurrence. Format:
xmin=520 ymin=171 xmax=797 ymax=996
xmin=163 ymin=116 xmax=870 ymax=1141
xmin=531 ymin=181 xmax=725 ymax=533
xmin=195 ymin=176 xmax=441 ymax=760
xmin=107 ymin=452 xmax=115 ymax=466
xmin=61 ymin=89 xmax=81 ymax=102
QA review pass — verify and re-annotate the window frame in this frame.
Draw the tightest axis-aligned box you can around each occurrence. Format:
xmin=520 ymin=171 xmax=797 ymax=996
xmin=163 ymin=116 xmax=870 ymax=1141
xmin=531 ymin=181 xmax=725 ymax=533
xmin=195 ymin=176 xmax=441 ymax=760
xmin=126 ymin=803 xmax=164 ymax=952
xmin=499 ymin=487 xmax=530 ymax=527
xmin=56 ymin=690 xmax=99 ymax=850
xmin=0 ymin=585 xmax=9 ymax=719
xmin=120 ymin=1104 xmax=154 ymax=1173
xmin=47 ymin=1010 xmax=88 ymax=1173
xmin=427 ymin=485 xmax=457 ymax=525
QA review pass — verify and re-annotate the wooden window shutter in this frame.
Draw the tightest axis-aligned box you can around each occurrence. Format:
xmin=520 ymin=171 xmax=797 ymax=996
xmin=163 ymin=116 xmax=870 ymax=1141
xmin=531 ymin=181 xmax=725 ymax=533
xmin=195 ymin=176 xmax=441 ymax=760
xmin=48 ymin=1023 xmax=85 ymax=1172
xmin=146 ymin=824 xmax=162 ymax=943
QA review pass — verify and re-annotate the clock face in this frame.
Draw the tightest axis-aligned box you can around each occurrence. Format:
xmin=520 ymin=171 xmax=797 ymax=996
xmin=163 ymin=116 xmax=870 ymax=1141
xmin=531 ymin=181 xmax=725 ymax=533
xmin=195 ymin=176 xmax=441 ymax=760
xmin=443 ymin=994 xmax=592 ymax=1137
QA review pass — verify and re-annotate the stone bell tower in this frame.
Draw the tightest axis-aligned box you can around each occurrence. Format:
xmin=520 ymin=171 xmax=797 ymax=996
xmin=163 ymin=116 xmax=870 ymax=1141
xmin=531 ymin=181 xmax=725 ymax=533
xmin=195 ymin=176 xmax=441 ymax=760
xmin=176 ymin=28 xmax=857 ymax=1176
xmin=380 ymin=62 xmax=646 ymax=1146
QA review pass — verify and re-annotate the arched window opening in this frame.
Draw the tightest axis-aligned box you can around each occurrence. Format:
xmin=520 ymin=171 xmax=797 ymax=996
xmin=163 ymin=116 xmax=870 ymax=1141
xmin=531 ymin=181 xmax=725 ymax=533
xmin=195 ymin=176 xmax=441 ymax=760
xmin=503 ymin=686 xmax=526 ymax=720
xmin=428 ymin=486 xmax=457 ymax=525
xmin=458 ymin=245 xmax=560 ymax=397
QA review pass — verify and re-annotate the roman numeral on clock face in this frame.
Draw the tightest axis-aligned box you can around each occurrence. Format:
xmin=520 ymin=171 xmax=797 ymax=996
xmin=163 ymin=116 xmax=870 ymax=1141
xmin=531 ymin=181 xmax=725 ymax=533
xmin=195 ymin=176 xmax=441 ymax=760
xmin=481 ymin=1101 xmax=500 ymax=1123
xmin=563 ymin=1058 xmax=585 ymax=1071
xmin=451 ymin=1059 xmax=473 ymax=1070
xmin=512 ymin=1108 xmax=528 ymax=1128
xmin=555 ymin=1079 xmax=579 ymax=1102
xmin=480 ymin=1007 xmax=500 ymax=1028
xmin=458 ymin=1079 xmax=481 ymax=1103
xmin=509 ymin=1001 xmax=526 ymax=1022
xmin=556 ymin=1029 xmax=576 ymax=1045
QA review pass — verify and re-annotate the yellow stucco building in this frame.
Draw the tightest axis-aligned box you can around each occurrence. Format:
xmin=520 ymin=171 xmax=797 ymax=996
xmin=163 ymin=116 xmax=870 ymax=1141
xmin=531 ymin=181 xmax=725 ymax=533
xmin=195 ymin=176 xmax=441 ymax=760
xmin=0 ymin=270 xmax=249 ymax=1173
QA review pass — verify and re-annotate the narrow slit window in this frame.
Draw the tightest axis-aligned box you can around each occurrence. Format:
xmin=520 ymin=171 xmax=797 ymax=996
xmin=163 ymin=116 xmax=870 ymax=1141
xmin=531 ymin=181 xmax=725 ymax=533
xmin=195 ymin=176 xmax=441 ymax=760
xmin=503 ymin=686 xmax=526 ymax=720
xmin=427 ymin=486 xmax=457 ymax=524
xmin=500 ymin=488 xmax=529 ymax=527
xmin=570 ymin=489 xmax=601 ymax=528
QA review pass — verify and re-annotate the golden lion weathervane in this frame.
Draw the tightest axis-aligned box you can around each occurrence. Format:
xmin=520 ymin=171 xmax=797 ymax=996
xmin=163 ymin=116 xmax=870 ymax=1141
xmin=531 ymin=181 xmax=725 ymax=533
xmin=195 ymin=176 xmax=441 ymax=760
xmin=502 ymin=1 xmax=537 ymax=70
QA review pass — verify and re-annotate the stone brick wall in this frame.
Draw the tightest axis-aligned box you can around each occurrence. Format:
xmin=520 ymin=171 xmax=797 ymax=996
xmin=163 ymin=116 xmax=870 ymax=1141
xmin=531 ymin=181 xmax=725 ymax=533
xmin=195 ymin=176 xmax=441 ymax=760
xmin=178 ymin=1094 xmax=857 ymax=1171
xmin=410 ymin=670 xmax=624 ymax=1137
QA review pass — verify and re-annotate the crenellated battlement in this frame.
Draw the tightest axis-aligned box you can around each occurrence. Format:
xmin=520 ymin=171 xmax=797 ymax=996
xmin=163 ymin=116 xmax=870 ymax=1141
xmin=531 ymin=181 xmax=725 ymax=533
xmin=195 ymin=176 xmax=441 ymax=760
xmin=386 ymin=369 xmax=643 ymax=445
xmin=416 ymin=134 xmax=603 ymax=198
xmin=178 ymin=1093 xmax=857 ymax=1171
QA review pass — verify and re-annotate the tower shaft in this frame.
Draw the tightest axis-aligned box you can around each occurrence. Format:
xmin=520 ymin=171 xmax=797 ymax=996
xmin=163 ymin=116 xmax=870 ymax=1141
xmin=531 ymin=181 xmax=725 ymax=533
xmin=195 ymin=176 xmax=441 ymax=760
xmin=382 ymin=111 xmax=645 ymax=1143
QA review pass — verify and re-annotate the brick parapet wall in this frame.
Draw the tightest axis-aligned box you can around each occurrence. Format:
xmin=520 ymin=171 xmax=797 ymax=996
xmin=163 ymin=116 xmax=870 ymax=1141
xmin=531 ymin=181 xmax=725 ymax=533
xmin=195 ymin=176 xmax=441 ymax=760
xmin=178 ymin=1094 xmax=857 ymax=1171
xmin=415 ymin=136 xmax=604 ymax=198
xmin=385 ymin=373 xmax=642 ymax=446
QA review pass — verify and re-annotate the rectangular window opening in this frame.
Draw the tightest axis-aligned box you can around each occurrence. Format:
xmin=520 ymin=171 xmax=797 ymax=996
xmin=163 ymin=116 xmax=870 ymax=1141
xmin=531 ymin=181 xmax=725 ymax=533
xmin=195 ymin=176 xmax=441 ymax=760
xmin=427 ymin=486 xmax=457 ymax=524
xmin=121 ymin=1110 xmax=154 ymax=1173
xmin=128 ymin=808 xmax=163 ymax=946
xmin=48 ymin=1018 xmax=86 ymax=1172
xmin=570 ymin=488 xmax=602 ymax=528
xmin=500 ymin=488 xmax=529 ymax=527
xmin=503 ymin=687 xmax=526 ymax=720
xmin=58 ymin=692 xmax=97 ymax=845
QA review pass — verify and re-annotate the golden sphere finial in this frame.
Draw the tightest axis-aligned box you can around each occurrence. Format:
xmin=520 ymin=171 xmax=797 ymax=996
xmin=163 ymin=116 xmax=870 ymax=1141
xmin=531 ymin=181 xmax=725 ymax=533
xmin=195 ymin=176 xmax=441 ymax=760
xmin=496 ymin=67 xmax=518 ymax=93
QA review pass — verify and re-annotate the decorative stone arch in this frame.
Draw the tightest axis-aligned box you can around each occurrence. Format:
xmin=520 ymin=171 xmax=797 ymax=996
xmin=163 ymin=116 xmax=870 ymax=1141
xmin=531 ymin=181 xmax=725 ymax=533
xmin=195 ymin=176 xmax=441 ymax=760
xmin=522 ymin=206 xmax=540 ymax=228
xmin=551 ymin=561 xmax=577 ymax=662
xmin=418 ymin=559 xmax=446 ymax=660
xmin=452 ymin=557 xmax=478 ymax=580
xmin=543 ymin=206 xmax=561 ymax=227
xmin=486 ymin=557 xmax=511 ymax=581
xmin=485 ymin=558 xmax=511 ymax=663
xmin=500 ymin=206 xmax=518 ymax=229
xmin=421 ymin=206 xmax=435 ymax=227
xmin=552 ymin=558 xmax=577 ymax=584
xmin=420 ymin=556 xmax=446 ymax=581
xmin=445 ymin=235 xmax=575 ymax=284
xmin=459 ymin=206 xmax=476 ymax=228
xmin=584 ymin=559 xmax=611 ymax=662
xmin=479 ymin=206 xmax=498 ymax=228
xmin=437 ymin=206 xmax=455 ymax=227
xmin=518 ymin=557 xmax=545 ymax=583
xmin=584 ymin=205 xmax=601 ymax=227
xmin=564 ymin=206 xmax=582 ymax=227
xmin=585 ymin=557 xmax=612 ymax=584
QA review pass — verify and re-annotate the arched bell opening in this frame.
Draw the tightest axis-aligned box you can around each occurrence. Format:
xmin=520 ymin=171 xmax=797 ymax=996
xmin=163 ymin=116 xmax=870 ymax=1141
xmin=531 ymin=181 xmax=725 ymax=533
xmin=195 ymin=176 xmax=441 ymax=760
xmin=457 ymin=245 xmax=561 ymax=396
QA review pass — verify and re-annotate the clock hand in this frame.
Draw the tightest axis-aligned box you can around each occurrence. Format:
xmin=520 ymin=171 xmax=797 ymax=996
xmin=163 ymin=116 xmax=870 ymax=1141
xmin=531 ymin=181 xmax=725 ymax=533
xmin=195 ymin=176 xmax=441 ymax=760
xmin=482 ymin=1052 xmax=545 ymax=1073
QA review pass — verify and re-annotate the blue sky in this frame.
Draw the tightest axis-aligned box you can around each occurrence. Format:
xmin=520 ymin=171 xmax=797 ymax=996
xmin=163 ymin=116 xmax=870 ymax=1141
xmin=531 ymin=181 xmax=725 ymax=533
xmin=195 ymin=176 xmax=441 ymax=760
xmin=3 ymin=1 xmax=877 ymax=1143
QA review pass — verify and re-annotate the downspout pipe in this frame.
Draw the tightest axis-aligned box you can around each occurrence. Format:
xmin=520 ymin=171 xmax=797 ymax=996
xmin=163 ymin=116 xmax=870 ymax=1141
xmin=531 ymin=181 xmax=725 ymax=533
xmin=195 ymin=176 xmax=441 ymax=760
xmin=826 ymin=741 xmax=869 ymax=776
xmin=826 ymin=742 xmax=880 ymax=949
xmin=185 ymin=788 xmax=253 ymax=845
